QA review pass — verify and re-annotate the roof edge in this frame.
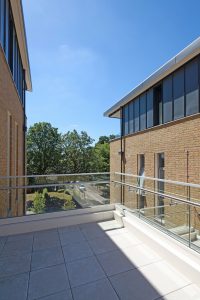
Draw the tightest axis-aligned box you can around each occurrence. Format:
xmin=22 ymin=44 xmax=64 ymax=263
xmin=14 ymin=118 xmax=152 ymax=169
xmin=104 ymin=37 xmax=200 ymax=118
xmin=10 ymin=0 xmax=32 ymax=91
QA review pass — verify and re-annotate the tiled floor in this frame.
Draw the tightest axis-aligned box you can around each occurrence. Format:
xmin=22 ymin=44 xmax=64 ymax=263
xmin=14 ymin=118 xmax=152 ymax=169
xmin=0 ymin=219 xmax=200 ymax=300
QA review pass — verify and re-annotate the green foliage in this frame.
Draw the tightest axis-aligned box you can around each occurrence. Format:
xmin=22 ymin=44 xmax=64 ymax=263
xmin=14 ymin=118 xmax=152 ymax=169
xmin=96 ymin=135 xmax=116 ymax=144
xmin=63 ymin=194 xmax=76 ymax=210
xmin=62 ymin=130 xmax=94 ymax=173
xmin=42 ymin=188 xmax=48 ymax=198
xmin=93 ymin=142 xmax=110 ymax=172
xmin=27 ymin=122 xmax=62 ymax=175
xmin=27 ymin=122 xmax=115 ymax=175
xmin=33 ymin=192 xmax=46 ymax=214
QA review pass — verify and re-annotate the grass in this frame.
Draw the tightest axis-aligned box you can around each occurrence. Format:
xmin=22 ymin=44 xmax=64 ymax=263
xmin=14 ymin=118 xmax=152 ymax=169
xmin=26 ymin=190 xmax=76 ymax=213
xmin=26 ymin=191 xmax=72 ymax=201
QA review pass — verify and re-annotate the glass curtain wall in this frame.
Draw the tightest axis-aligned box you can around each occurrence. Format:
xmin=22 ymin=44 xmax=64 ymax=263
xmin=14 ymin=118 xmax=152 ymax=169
xmin=122 ymin=56 xmax=200 ymax=136
xmin=0 ymin=0 xmax=25 ymax=105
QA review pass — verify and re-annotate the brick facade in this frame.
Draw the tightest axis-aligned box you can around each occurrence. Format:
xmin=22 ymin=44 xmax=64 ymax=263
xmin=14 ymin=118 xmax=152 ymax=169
xmin=110 ymin=114 xmax=200 ymax=230
xmin=0 ymin=46 xmax=25 ymax=217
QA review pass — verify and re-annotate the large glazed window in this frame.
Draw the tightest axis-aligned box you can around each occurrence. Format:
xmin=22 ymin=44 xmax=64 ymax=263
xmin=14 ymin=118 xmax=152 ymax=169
xmin=153 ymin=84 xmax=162 ymax=125
xmin=0 ymin=0 xmax=5 ymax=47
xmin=173 ymin=68 xmax=184 ymax=120
xmin=137 ymin=154 xmax=145 ymax=209
xmin=0 ymin=0 xmax=25 ymax=105
xmin=121 ymin=55 xmax=200 ymax=137
xmin=4 ymin=0 xmax=9 ymax=59
xmin=124 ymin=105 xmax=129 ymax=135
xmin=140 ymin=93 xmax=147 ymax=130
xmin=129 ymin=101 xmax=134 ymax=134
xmin=185 ymin=58 xmax=199 ymax=116
xmin=134 ymin=98 xmax=140 ymax=132
xmin=147 ymin=89 xmax=154 ymax=128
xmin=163 ymin=75 xmax=173 ymax=123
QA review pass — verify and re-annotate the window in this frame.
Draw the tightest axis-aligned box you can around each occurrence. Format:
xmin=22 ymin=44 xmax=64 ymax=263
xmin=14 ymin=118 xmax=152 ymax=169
xmin=140 ymin=93 xmax=147 ymax=130
xmin=122 ymin=107 xmax=125 ymax=135
xmin=173 ymin=68 xmax=184 ymax=120
xmin=137 ymin=154 xmax=145 ymax=209
xmin=129 ymin=101 xmax=134 ymax=134
xmin=134 ymin=98 xmax=140 ymax=132
xmin=0 ymin=0 xmax=5 ymax=47
xmin=185 ymin=58 xmax=199 ymax=116
xmin=124 ymin=105 xmax=129 ymax=135
xmin=4 ymin=0 xmax=9 ymax=59
xmin=0 ymin=0 xmax=25 ymax=104
xmin=138 ymin=154 xmax=145 ymax=176
xmin=154 ymin=84 xmax=162 ymax=125
xmin=121 ymin=56 xmax=200 ymax=136
xmin=9 ymin=14 xmax=14 ymax=72
xmin=147 ymin=89 xmax=154 ymax=128
xmin=157 ymin=153 xmax=165 ymax=217
xmin=163 ymin=75 xmax=173 ymax=123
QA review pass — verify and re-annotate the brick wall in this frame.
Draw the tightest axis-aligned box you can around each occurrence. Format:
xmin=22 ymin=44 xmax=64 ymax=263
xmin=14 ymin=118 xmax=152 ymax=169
xmin=110 ymin=114 xmax=200 ymax=230
xmin=0 ymin=46 xmax=25 ymax=217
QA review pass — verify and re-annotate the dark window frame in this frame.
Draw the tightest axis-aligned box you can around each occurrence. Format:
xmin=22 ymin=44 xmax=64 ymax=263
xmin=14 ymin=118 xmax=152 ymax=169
xmin=185 ymin=57 xmax=199 ymax=116
xmin=146 ymin=88 xmax=154 ymax=128
xmin=172 ymin=67 xmax=185 ymax=120
xmin=153 ymin=83 xmax=163 ymax=126
xmin=0 ymin=0 xmax=25 ymax=105
xmin=122 ymin=55 xmax=200 ymax=137
xmin=163 ymin=75 xmax=173 ymax=123
xmin=139 ymin=93 xmax=147 ymax=131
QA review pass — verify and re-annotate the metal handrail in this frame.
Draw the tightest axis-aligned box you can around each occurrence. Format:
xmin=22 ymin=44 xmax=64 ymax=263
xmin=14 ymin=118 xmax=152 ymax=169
xmin=115 ymin=172 xmax=200 ymax=189
xmin=0 ymin=180 xmax=110 ymax=190
xmin=112 ymin=180 xmax=200 ymax=208
xmin=0 ymin=172 xmax=110 ymax=180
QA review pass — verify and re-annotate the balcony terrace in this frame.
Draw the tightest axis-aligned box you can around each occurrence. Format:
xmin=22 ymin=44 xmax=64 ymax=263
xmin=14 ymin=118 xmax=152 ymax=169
xmin=1 ymin=173 xmax=200 ymax=299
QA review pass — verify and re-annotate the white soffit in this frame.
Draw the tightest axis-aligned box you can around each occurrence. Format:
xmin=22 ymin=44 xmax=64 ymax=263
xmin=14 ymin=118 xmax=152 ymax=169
xmin=104 ymin=37 xmax=200 ymax=118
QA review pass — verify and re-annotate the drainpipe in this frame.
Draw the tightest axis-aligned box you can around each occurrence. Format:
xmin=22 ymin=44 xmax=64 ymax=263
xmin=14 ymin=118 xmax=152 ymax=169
xmin=120 ymin=107 xmax=124 ymax=205
xmin=23 ymin=71 xmax=27 ymax=216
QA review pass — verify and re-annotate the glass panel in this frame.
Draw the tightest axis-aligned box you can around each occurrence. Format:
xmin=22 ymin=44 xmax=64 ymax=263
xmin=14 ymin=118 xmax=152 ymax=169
xmin=4 ymin=0 xmax=9 ymax=59
xmin=138 ymin=154 xmax=145 ymax=209
xmin=0 ymin=173 xmax=110 ymax=218
xmin=147 ymin=89 xmax=153 ymax=128
xmin=153 ymin=84 xmax=162 ymax=125
xmin=124 ymin=105 xmax=129 ymax=135
xmin=185 ymin=58 xmax=199 ymax=116
xmin=134 ymin=98 xmax=140 ymax=132
xmin=0 ymin=0 xmax=5 ymax=47
xmin=163 ymin=75 xmax=173 ymax=123
xmin=122 ymin=107 xmax=125 ymax=136
xmin=140 ymin=93 xmax=146 ymax=130
xmin=173 ymin=68 xmax=184 ymax=120
xmin=129 ymin=101 xmax=134 ymax=134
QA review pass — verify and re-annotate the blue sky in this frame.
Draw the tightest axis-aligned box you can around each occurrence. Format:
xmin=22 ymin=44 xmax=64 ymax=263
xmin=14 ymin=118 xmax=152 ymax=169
xmin=22 ymin=0 xmax=200 ymax=141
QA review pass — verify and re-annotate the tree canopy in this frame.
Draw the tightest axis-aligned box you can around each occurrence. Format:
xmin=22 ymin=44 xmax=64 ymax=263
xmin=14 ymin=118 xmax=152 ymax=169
xmin=27 ymin=122 xmax=62 ymax=174
xmin=62 ymin=130 xmax=94 ymax=174
xmin=27 ymin=122 xmax=116 ymax=175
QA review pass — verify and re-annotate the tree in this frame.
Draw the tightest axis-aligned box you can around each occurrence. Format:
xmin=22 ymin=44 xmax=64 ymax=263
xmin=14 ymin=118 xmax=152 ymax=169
xmin=33 ymin=191 xmax=46 ymax=213
xmin=91 ymin=136 xmax=111 ymax=172
xmin=62 ymin=130 xmax=94 ymax=173
xmin=27 ymin=121 xmax=114 ymax=175
xmin=97 ymin=136 xmax=110 ymax=144
xmin=96 ymin=135 xmax=116 ymax=144
xmin=27 ymin=122 xmax=62 ymax=174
